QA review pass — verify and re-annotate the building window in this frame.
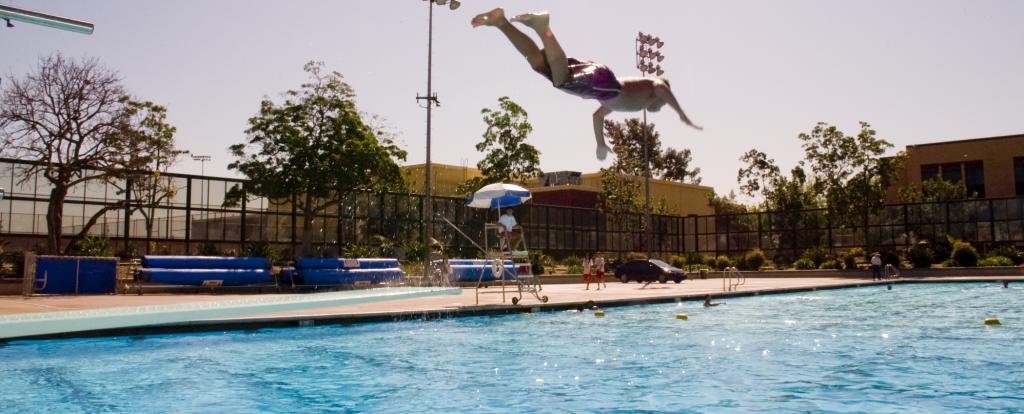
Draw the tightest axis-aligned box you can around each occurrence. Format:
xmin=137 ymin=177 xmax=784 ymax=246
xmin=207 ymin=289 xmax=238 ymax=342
xmin=1015 ymin=157 xmax=1024 ymax=196
xmin=921 ymin=164 xmax=939 ymax=182
xmin=921 ymin=161 xmax=985 ymax=198
xmin=964 ymin=161 xmax=985 ymax=198
xmin=940 ymin=163 xmax=962 ymax=183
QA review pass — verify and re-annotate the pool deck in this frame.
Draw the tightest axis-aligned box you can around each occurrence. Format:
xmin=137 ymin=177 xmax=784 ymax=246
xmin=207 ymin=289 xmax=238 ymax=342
xmin=1 ymin=276 xmax=1021 ymax=340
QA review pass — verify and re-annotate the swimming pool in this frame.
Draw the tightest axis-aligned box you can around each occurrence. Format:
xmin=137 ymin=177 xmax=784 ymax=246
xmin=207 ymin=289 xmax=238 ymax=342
xmin=1 ymin=283 xmax=1020 ymax=413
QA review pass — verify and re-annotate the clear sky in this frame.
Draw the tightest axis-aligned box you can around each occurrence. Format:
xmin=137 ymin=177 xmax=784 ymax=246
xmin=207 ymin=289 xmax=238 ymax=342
xmin=4 ymin=0 xmax=1023 ymax=199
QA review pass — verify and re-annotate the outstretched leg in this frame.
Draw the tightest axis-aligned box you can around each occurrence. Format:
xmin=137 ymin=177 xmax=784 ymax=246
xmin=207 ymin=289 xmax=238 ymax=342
xmin=592 ymin=106 xmax=612 ymax=160
xmin=511 ymin=12 xmax=569 ymax=86
xmin=472 ymin=8 xmax=548 ymax=75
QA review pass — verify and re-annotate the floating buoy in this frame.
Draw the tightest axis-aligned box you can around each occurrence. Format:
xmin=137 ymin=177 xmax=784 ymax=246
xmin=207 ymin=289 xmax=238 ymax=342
xmin=676 ymin=313 xmax=688 ymax=320
xmin=595 ymin=310 xmax=605 ymax=317
xmin=984 ymin=318 xmax=1001 ymax=325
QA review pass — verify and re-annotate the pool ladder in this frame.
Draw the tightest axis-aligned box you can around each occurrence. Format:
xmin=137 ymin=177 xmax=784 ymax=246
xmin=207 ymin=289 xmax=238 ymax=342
xmin=723 ymin=266 xmax=745 ymax=292
xmin=884 ymin=264 xmax=900 ymax=279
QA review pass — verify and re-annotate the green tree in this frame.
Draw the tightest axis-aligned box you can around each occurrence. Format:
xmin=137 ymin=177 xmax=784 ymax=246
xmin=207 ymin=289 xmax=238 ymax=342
xmin=799 ymin=122 xmax=903 ymax=230
xmin=0 ymin=54 xmax=179 ymax=254
xmin=601 ymin=118 xmax=702 ymax=184
xmin=898 ymin=177 xmax=977 ymax=202
xmin=660 ymin=147 xmax=702 ymax=184
xmin=598 ymin=120 xmax=650 ymax=217
xmin=73 ymin=100 xmax=184 ymax=253
xmin=228 ymin=61 xmax=406 ymax=256
xmin=705 ymin=190 xmax=751 ymax=215
xmin=456 ymin=96 xmax=542 ymax=194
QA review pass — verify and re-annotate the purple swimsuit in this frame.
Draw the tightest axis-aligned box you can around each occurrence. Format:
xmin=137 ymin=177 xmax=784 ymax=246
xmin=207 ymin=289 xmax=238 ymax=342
xmin=544 ymin=57 xmax=622 ymax=101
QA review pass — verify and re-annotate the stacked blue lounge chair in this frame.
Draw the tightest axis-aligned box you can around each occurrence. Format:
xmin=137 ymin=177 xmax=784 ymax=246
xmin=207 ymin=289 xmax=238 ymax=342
xmin=290 ymin=258 xmax=404 ymax=286
xmin=136 ymin=256 xmax=271 ymax=286
xmin=440 ymin=259 xmax=518 ymax=282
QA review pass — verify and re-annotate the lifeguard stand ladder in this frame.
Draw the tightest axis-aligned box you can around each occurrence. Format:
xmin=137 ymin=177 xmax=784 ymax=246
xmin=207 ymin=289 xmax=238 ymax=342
xmin=483 ymin=223 xmax=547 ymax=305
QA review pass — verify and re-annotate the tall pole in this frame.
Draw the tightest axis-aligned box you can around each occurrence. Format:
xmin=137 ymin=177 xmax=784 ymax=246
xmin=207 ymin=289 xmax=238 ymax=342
xmin=636 ymin=32 xmax=665 ymax=258
xmin=417 ymin=1 xmax=439 ymax=280
xmin=416 ymin=0 xmax=458 ymax=280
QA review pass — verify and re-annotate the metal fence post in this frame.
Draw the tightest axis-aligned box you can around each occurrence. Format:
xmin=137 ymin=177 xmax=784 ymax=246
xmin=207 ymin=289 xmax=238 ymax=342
xmin=185 ymin=177 xmax=192 ymax=254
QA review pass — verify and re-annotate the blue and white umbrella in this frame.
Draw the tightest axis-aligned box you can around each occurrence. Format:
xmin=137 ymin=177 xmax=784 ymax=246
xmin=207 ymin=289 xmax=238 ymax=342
xmin=466 ymin=183 xmax=532 ymax=209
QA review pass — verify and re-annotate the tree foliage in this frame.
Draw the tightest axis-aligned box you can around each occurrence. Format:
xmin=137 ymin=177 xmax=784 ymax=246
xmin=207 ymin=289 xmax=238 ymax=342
xmin=798 ymin=122 xmax=903 ymax=228
xmin=0 ymin=54 xmax=179 ymax=254
xmin=597 ymin=119 xmax=701 ymax=218
xmin=456 ymin=96 xmax=541 ymax=195
xmin=898 ymin=177 xmax=977 ymax=203
xmin=602 ymin=118 xmax=702 ymax=184
xmin=228 ymin=61 xmax=406 ymax=256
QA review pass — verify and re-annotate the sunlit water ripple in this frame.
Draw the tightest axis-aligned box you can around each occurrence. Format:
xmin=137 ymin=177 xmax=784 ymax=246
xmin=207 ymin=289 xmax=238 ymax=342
xmin=1 ymin=283 xmax=1022 ymax=413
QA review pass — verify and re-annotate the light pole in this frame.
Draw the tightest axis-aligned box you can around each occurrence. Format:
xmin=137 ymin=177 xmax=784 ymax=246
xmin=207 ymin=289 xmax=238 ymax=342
xmin=0 ymin=187 xmax=5 ymax=235
xmin=416 ymin=0 xmax=459 ymax=281
xmin=636 ymin=32 xmax=665 ymax=258
xmin=191 ymin=155 xmax=212 ymax=239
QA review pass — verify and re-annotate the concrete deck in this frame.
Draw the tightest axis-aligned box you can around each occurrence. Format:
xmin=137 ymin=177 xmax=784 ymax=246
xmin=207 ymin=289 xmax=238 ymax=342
xmin=1 ymin=276 xmax=1020 ymax=340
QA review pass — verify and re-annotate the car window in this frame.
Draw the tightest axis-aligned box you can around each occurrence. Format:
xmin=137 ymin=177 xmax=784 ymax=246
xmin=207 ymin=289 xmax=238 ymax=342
xmin=649 ymin=259 xmax=671 ymax=269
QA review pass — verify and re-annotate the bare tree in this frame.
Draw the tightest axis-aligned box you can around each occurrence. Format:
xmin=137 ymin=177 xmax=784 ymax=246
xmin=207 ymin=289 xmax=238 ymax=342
xmin=0 ymin=54 xmax=178 ymax=254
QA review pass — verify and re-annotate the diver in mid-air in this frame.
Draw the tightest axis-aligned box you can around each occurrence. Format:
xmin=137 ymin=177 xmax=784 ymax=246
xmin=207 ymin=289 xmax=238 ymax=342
xmin=472 ymin=8 xmax=702 ymax=160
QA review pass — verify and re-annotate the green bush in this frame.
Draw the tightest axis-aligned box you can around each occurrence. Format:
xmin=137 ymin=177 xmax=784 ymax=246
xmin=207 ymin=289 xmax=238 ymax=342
xmin=627 ymin=252 xmax=647 ymax=261
xmin=732 ymin=254 xmax=746 ymax=270
xmin=562 ymin=255 xmax=583 ymax=268
xmin=69 ymin=236 xmax=113 ymax=257
xmin=669 ymin=255 xmax=687 ymax=269
xmin=343 ymin=244 xmax=377 ymax=258
xmin=951 ymin=240 xmax=979 ymax=267
xmin=840 ymin=253 xmax=857 ymax=270
xmin=847 ymin=247 xmax=867 ymax=262
xmin=906 ymin=244 xmax=933 ymax=268
xmin=941 ymin=258 xmax=955 ymax=267
xmin=819 ymin=259 xmax=841 ymax=270
xmin=773 ymin=254 xmax=794 ymax=270
xmin=800 ymin=246 xmax=831 ymax=267
xmin=715 ymin=255 xmax=733 ymax=270
xmin=987 ymin=245 xmax=1022 ymax=265
xmin=705 ymin=255 xmax=719 ymax=268
xmin=931 ymin=237 xmax=953 ymax=262
xmin=743 ymin=249 xmax=766 ymax=271
xmin=241 ymin=240 xmax=283 ymax=264
xmin=793 ymin=258 xmax=816 ymax=270
xmin=979 ymin=256 xmax=1014 ymax=267
xmin=198 ymin=241 xmax=221 ymax=256
xmin=685 ymin=252 xmax=704 ymax=267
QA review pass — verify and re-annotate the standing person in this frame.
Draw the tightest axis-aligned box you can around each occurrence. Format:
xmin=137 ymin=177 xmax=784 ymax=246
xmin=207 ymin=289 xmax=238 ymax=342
xmin=497 ymin=208 xmax=518 ymax=250
xmin=594 ymin=254 xmax=607 ymax=289
xmin=870 ymin=252 xmax=883 ymax=281
xmin=471 ymin=8 xmax=702 ymax=160
xmin=582 ymin=254 xmax=593 ymax=290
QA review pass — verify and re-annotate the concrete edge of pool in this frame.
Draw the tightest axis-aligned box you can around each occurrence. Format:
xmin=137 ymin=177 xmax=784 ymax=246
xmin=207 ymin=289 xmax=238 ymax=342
xmin=2 ymin=277 xmax=1021 ymax=342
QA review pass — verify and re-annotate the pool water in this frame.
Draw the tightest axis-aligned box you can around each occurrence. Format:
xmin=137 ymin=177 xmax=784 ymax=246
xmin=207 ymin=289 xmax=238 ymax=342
xmin=1 ymin=283 xmax=1021 ymax=413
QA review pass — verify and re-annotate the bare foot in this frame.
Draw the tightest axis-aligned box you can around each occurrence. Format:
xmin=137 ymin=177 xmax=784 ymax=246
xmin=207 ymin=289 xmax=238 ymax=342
xmin=471 ymin=8 xmax=507 ymax=28
xmin=510 ymin=12 xmax=550 ymax=32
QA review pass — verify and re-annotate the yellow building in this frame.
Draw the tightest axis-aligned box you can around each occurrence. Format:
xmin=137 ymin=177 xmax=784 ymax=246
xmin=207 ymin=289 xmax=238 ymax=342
xmin=401 ymin=163 xmax=483 ymax=197
xmin=402 ymin=163 xmax=714 ymax=216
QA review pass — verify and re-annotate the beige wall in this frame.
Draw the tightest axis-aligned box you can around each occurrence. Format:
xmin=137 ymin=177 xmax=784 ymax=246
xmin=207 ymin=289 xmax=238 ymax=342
xmin=526 ymin=173 xmax=714 ymax=216
xmin=402 ymin=164 xmax=482 ymax=197
xmin=403 ymin=163 xmax=715 ymax=216
xmin=888 ymin=134 xmax=1024 ymax=201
